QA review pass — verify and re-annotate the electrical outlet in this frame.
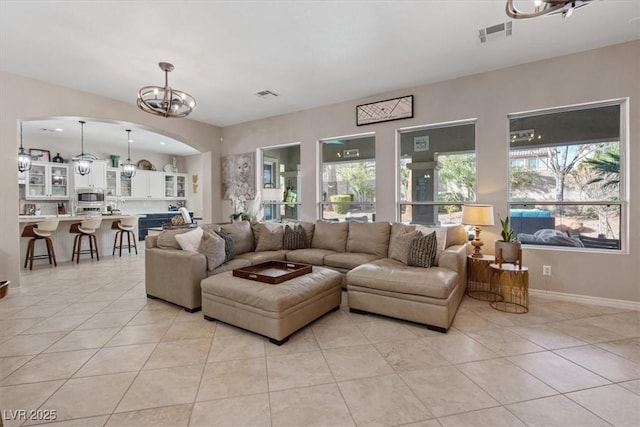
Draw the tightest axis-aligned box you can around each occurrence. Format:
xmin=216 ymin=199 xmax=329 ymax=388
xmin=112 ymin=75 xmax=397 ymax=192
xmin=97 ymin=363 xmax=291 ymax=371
xmin=543 ymin=265 xmax=552 ymax=276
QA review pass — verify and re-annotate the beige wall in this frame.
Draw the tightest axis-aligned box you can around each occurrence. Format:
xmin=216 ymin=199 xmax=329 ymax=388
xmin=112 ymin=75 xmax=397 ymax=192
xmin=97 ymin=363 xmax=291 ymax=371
xmin=222 ymin=41 xmax=640 ymax=303
xmin=0 ymin=71 xmax=222 ymax=288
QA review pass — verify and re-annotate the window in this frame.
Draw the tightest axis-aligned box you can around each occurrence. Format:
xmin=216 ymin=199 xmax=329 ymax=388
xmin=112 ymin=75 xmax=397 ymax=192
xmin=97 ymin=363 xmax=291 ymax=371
xmin=320 ymin=134 xmax=375 ymax=222
xmin=509 ymin=101 xmax=625 ymax=250
xmin=260 ymin=144 xmax=300 ymax=221
xmin=398 ymin=121 xmax=476 ymax=225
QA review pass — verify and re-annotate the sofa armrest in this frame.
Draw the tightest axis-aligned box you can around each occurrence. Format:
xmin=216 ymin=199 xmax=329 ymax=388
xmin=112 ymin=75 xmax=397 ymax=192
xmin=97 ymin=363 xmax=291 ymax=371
xmin=145 ymin=247 xmax=206 ymax=311
xmin=437 ymin=244 xmax=467 ymax=277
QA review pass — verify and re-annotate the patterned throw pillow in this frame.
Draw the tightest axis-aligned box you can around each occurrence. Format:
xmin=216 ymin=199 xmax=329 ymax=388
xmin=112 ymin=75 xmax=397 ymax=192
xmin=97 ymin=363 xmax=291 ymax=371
xmin=283 ymin=224 xmax=309 ymax=250
xmin=407 ymin=231 xmax=438 ymax=268
xmin=216 ymin=230 xmax=235 ymax=262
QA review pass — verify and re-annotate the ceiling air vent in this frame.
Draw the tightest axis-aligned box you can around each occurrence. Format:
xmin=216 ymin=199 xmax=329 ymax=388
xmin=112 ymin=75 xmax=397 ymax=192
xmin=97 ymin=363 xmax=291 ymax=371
xmin=479 ymin=21 xmax=513 ymax=43
xmin=256 ymin=89 xmax=279 ymax=99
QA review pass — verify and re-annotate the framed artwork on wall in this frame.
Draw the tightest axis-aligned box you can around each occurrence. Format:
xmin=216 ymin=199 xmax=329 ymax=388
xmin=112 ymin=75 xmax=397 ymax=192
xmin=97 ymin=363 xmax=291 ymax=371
xmin=29 ymin=148 xmax=51 ymax=162
xmin=222 ymin=152 xmax=256 ymax=200
xmin=356 ymin=95 xmax=413 ymax=126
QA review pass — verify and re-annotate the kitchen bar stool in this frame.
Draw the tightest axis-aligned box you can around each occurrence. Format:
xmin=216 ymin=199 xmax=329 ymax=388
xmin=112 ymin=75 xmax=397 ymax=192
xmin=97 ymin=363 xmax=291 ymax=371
xmin=70 ymin=218 xmax=102 ymax=263
xmin=111 ymin=217 xmax=138 ymax=256
xmin=21 ymin=219 xmax=60 ymax=270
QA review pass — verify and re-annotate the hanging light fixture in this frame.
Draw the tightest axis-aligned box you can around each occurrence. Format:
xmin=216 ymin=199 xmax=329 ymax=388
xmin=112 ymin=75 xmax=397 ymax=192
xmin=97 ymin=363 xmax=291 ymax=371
xmin=137 ymin=62 xmax=196 ymax=118
xmin=72 ymin=120 xmax=92 ymax=176
xmin=506 ymin=0 xmax=595 ymax=19
xmin=121 ymin=129 xmax=136 ymax=179
xmin=17 ymin=121 xmax=32 ymax=173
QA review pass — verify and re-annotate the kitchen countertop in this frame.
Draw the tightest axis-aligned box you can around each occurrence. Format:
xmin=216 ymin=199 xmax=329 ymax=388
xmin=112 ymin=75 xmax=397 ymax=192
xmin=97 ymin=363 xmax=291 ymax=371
xmin=18 ymin=214 xmax=141 ymax=223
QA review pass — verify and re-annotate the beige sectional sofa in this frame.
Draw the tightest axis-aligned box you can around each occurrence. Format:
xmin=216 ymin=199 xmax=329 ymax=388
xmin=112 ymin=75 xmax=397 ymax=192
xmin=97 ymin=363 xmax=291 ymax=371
xmin=145 ymin=220 xmax=468 ymax=331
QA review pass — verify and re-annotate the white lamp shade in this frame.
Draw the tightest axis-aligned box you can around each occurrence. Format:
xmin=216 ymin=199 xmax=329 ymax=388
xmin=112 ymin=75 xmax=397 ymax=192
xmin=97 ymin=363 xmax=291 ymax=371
xmin=461 ymin=204 xmax=495 ymax=226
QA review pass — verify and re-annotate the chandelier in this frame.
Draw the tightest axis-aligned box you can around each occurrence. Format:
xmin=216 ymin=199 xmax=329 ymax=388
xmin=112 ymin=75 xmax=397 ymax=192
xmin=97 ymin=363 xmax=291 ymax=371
xmin=72 ymin=120 xmax=92 ymax=176
xmin=137 ymin=62 xmax=196 ymax=118
xmin=17 ymin=121 xmax=32 ymax=173
xmin=506 ymin=0 xmax=595 ymax=19
xmin=121 ymin=129 xmax=137 ymax=179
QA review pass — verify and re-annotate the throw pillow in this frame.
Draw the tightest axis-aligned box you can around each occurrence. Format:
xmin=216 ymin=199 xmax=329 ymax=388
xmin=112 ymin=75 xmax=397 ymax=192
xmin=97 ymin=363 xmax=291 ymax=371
xmin=220 ymin=220 xmax=254 ymax=255
xmin=199 ymin=232 xmax=226 ymax=271
xmin=283 ymin=224 xmax=309 ymax=250
xmin=389 ymin=229 xmax=420 ymax=264
xmin=216 ymin=230 xmax=235 ymax=262
xmin=255 ymin=223 xmax=284 ymax=252
xmin=156 ymin=228 xmax=191 ymax=250
xmin=174 ymin=227 xmax=204 ymax=252
xmin=407 ymin=231 xmax=438 ymax=268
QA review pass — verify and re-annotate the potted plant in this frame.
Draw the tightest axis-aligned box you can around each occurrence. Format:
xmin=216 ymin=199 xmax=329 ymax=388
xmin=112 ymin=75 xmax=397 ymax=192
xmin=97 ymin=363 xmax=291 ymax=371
xmin=495 ymin=215 xmax=521 ymax=264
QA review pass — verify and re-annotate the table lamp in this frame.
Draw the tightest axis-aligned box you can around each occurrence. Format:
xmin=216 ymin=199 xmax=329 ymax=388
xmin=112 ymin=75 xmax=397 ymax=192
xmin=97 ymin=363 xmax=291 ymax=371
xmin=461 ymin=204 xmax=495 ymax=258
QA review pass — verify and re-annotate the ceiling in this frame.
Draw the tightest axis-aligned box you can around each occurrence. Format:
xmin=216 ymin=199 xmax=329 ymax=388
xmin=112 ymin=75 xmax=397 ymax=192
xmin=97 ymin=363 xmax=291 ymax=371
xmin=21 ymin=118 xmax=200 ymax=157
xmin=1 ymin=1 xmax=639 ymax=131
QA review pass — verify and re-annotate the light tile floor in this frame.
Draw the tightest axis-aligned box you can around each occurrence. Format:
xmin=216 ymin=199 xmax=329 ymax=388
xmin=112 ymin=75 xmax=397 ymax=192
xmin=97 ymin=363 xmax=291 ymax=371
xmin=1 ymin=253 xmax=639 ymax=426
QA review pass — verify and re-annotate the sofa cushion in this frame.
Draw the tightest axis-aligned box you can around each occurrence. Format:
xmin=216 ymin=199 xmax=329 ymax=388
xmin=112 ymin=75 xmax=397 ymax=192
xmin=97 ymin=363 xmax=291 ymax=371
xmin=156 ymin=228 xmax=191 ymax=250
xmin=220 ymin=220 xmax=255 ymax=255
xmin=208 ymin=258 xmax=252 ymax=276
xmin=389 ymin=229 xmax=420 ymax=264
xmin=283 ymin=224 xmax=310 ymax=250
xmin=174 ymin=227 xmax=204 ymax=252
xmin=407 ymin=231 xmax=437 ymax=268
xmin=347 ymin=258 xmax=458 ymax=300
xmin=445 ymin=224 xmax=468 ymax=247
xmin=254 ymin=223 xmax=284 ymax=251
xmin=199 ymin=231 xmax=226 ymax=271
xmin=311 ymin=221 xmax=348 ymax=252
xmin=285 ymin=248 xmax=336 ymax=265
xmin=236 ymin=250 xmax=288 ymax=265
xmin=324 ymin=252 xmax=382 ymax=270
xmin=346 ymin=221 xmax=390 ymax=257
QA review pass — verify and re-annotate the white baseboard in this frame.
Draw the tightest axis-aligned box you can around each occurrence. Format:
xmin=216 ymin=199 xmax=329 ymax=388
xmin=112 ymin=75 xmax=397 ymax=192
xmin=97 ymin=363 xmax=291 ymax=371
xmin=529 ymin=288 xmax=640 ymax=311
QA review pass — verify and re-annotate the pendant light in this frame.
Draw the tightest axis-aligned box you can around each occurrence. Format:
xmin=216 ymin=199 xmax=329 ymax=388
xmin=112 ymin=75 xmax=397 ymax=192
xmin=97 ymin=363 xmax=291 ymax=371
xmin=72 ymin=120 xmax=92 ymax=176
xmin=121 ymin=129 xmax=137 ymax=178
xmin=137 ymin=62 xmax=196 ymax=118
xmin=17 ymin=121 xmax=32 ymax=172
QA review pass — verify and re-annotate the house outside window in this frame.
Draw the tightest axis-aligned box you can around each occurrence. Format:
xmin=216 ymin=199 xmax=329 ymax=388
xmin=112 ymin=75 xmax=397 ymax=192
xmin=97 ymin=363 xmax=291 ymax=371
xmin=398 ymin=121 xmax=476 ymax=226
xmin=508 ymin=101 xmax=625 ymax=251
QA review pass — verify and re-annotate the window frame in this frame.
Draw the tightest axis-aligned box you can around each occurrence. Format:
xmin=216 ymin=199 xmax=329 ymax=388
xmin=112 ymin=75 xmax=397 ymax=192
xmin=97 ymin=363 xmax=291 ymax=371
xmin=396 ymin=119 xmax=478 ymax=225
xmin=507 ymin=98 xmax=628 ymax=253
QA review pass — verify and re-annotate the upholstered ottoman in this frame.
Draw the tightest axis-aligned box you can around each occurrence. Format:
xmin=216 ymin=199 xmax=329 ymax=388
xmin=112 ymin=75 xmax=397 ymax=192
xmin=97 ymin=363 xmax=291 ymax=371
xmin=201 ymin=267 xmax=342 ymax=344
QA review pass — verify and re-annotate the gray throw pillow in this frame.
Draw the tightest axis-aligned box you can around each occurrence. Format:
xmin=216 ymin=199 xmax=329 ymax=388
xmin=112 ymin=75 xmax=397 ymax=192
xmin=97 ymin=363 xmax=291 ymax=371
xmin=389 ymin=229 xmax=420 ymax=264
xmin=283 ymin=224 xmax=309 ymax=250
xmin=199 ymin=232 xmax=226 ymax=271
xmin=255 ymin=223 xmax=284 ymax=251
xmin=407 ymin=231 xmax=438 ymax=268
xmin=216 ymin=230 xmax=235 ymax=262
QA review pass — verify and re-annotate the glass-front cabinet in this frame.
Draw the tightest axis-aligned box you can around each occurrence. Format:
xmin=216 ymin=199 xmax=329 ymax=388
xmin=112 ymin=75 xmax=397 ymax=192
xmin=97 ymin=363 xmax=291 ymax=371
xmin=25 ymin=162 xmax=69 ymax=200
xmin=106 ymin=168 xmax=132 ymax=198
xmin=164 ymin=173 xmax=187 ymax=199
xmin=260 ymin=144 xmax=301 ymax=221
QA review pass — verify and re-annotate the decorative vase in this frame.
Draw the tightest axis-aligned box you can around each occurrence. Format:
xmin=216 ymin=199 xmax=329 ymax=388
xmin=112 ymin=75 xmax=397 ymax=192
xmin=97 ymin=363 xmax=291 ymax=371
xmin=110 ymin=155 xmax=120 ymax=168
xmin=52 ymin=153 xmax=65 ymax=163
xmin=495 ymin=240 xmax=522 ymax=264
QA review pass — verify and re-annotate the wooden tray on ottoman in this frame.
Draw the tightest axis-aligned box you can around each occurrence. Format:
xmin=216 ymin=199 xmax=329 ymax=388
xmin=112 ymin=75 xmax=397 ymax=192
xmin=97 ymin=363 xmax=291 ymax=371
xmin=233 ymin=261 xmax=312 ymax=284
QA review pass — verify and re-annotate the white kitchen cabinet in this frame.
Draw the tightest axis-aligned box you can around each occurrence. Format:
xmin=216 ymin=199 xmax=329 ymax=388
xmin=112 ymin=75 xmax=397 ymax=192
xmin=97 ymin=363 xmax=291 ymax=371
xmin=25 ymin=162 xmax=70 ymax=200
xmin=131 ymin=170 xmax=164 ymax=199
xmin=73 ymin=160 xmax=107 ymax=189
xmin=164 ymin=173 xmax=187 ymax=199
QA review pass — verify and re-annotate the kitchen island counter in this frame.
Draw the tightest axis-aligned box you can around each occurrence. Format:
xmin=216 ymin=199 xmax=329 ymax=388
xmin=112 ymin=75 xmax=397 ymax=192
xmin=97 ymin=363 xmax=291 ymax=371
xmin=19 ymin=215 xmax=140 ymax=265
